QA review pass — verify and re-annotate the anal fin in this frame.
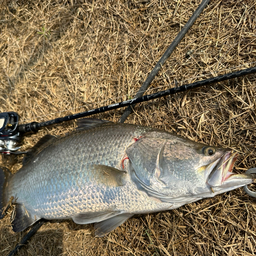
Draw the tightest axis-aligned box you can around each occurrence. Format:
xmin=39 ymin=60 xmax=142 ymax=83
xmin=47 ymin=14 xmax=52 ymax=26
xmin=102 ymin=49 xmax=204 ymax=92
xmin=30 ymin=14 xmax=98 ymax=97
xmin=12 ymin=204 xmax=40 ymax=232
xmin=72 ymin=210 xmax=122 ymax=225
xmin=94 ymin=213 xmax=133 ymax=237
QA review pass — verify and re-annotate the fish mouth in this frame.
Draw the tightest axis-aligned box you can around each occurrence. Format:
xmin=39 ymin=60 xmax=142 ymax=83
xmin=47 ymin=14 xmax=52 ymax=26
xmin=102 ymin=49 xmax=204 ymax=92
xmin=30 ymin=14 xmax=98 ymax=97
xmin=206 ymin=151 xmax=251 ymax=188
xmin=220 ymin=152 xmax=237 ymax=183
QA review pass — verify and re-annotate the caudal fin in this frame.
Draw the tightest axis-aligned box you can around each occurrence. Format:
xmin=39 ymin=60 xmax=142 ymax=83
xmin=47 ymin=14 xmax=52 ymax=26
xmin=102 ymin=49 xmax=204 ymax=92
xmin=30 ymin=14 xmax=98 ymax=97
xmin=12 ymin=204 xmax=40 ymax=232
xmin=0 ymin=167 xmax=11 ymax=219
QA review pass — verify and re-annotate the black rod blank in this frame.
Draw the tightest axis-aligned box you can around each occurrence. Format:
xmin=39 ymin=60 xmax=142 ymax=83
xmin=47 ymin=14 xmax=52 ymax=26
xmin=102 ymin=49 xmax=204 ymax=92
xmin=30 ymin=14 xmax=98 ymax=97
xmin=18 ymin=65 xmax=256 ymax=133
xmin=119 ymin=0 xmax=211 ymax=123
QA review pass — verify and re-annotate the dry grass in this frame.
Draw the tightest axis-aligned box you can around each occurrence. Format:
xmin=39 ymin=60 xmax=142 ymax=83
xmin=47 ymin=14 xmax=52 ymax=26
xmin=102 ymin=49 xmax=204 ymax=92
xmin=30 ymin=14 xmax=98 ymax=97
xmin=0 ymin=0 xmax=256 ymax=255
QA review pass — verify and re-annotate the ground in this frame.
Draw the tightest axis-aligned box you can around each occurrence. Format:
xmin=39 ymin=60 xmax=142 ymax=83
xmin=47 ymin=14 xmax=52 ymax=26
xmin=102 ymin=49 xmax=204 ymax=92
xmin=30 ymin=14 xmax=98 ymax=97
xmin=0 ymin=0 xmax=256 ymax=255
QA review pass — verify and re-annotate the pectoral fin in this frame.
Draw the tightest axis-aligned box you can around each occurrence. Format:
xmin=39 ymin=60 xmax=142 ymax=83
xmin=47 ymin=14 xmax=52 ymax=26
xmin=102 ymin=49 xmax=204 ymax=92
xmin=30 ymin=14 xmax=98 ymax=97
xmin=94 ymin=165 xmax=127 ymax=187
xmin=94 ymin=213 xmax=133 ymax=237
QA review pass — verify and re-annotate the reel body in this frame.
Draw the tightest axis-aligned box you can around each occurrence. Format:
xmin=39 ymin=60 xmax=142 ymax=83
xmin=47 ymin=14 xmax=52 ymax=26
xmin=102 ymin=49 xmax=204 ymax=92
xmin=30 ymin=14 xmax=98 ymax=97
xmin=0 ymin=112 xmax=21 ymax=154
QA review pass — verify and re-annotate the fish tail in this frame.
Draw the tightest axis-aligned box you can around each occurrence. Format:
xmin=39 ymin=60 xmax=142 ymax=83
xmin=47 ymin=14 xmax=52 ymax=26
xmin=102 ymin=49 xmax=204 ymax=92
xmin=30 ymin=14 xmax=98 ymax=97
xmin=0 ymin=167 xmax=11 ymax=219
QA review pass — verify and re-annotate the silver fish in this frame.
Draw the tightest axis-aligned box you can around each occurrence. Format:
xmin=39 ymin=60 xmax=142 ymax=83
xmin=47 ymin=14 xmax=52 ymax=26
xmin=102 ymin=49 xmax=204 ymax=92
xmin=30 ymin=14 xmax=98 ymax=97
xmin=0 ymin=119 xmax=253 ymax=236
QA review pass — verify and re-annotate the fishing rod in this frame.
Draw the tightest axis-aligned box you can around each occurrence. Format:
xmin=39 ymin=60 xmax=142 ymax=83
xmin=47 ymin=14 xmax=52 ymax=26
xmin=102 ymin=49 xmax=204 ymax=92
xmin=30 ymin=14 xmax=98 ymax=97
xmin=2 ymin=0 xmax=255 ymax=254
xmin=0 ymin=0 xmax=212 ymax=156
xmin=119 ymin=0 xmax=211 ymax=123
xmin=1 ymin=65 xmax=255 ymax=155
xmin=3 ymin=66 xmax=256 ymax=256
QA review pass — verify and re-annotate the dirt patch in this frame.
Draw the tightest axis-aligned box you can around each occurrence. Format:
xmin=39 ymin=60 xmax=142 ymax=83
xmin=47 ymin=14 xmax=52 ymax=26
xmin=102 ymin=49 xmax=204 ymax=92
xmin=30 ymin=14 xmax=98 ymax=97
xmin=0 ymin=0 xmax=256 ymax=255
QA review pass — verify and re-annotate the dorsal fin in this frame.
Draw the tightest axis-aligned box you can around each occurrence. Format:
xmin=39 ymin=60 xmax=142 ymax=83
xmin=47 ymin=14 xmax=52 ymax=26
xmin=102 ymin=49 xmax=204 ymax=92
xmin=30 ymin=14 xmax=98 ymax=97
xmin=23 ymin=135 xmax=56 ymax=166
xmin=76 ymin=118 xmax=110 ymax=131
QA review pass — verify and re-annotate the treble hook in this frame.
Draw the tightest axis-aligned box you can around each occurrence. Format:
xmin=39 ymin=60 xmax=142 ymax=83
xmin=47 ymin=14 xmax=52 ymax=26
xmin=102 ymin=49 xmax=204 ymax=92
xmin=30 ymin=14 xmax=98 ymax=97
xmin=244 ymin=168 xmax=256 ymax=197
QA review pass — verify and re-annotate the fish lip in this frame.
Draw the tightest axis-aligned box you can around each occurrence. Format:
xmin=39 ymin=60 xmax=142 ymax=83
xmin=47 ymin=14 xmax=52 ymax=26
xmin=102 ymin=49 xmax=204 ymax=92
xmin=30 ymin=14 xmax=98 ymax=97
xmin=206 ymin=151 xmax=238 ymax=187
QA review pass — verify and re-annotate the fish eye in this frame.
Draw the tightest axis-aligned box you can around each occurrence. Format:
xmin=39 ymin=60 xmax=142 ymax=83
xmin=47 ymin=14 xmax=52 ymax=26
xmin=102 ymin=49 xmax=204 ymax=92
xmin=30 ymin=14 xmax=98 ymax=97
xmin=202 ymin=147 xmax=216 ymax=156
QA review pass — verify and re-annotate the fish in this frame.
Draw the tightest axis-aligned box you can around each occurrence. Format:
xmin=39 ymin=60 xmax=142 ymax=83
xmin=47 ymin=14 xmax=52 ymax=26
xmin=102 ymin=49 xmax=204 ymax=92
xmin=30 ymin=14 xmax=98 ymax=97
xmin=0 ymin=119 xmax=253 ymax=236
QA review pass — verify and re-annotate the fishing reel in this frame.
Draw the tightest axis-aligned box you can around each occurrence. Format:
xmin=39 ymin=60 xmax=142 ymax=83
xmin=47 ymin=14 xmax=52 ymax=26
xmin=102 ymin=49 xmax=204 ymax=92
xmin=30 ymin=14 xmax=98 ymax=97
xmin=0 ymin=112 xmax=22 ymax=154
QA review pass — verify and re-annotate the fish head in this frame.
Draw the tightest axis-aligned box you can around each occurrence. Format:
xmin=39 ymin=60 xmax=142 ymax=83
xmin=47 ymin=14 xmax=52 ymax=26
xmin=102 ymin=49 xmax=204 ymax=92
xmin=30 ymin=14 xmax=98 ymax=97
xmin=127 ymin=132 xmax=252 ymax=203
xmin=199 ymin=148 xmax=252 ymax=194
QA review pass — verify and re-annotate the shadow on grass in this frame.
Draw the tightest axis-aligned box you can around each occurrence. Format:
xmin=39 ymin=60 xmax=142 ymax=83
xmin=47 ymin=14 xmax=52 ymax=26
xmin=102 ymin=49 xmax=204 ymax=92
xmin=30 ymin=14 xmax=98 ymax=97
xmin=0 ymin=224 xmax=64 ymax=256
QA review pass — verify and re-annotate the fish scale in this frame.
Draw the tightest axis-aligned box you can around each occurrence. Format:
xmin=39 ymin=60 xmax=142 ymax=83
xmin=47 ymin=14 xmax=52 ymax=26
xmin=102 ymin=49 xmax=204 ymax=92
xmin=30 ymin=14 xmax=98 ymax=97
xmin=6 ymin=123 xmax=160 ymax=217
xmin=0 ymin=119 xmax=253 ymax=236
